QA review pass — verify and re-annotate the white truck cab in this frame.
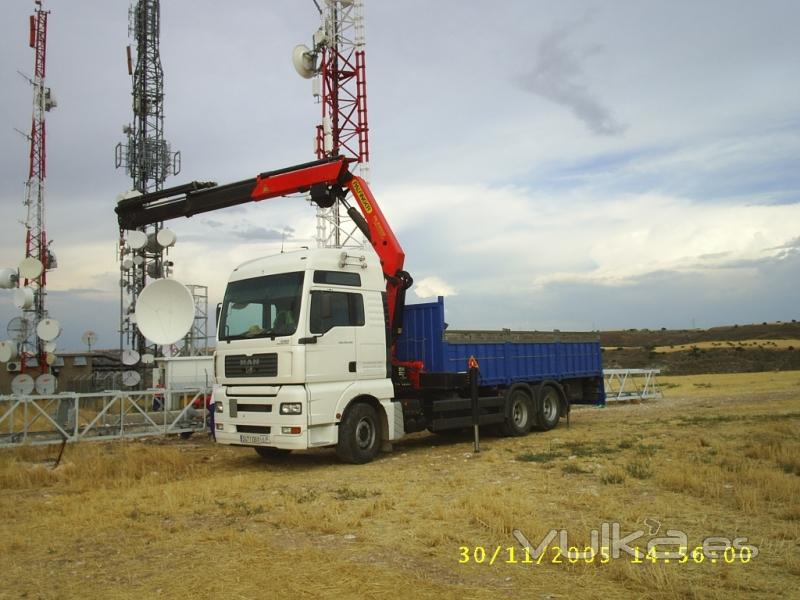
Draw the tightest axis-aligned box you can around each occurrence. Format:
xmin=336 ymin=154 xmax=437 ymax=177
xmin=212 ymin=247 xmax=403 ymax=462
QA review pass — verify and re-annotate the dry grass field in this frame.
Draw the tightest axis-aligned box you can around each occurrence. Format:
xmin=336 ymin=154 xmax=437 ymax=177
xmin=1 ymin=371 xmax=799 ymax=599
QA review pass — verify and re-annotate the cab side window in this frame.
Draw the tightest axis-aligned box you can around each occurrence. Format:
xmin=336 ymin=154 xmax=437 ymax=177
xmin=309 ymin=291 xmax=364 ymax=334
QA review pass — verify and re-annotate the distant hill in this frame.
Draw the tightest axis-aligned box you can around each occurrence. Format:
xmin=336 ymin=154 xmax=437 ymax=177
xmin=600 ymin=320 xmax=800 ymax=375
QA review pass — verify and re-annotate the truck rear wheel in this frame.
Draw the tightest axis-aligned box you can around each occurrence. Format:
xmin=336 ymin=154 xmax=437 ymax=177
xmin=501 ymin=386 xmax=534 ymax=436
xmin=336 ymin=402 xmax=381 ymax=464
xmin=254 ymin=446 xmax=291 ymax=459
xmin=536 ymin=384 xmax=561 ymax=431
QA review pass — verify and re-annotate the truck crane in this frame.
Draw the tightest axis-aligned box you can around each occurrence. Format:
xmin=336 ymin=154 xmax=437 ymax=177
xmin=116 ymin=157 xmax=604 ymax=463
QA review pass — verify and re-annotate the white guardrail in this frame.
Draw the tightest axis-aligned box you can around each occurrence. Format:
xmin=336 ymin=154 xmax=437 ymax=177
xmin=0 ymin=388 xmax=211 ymax=447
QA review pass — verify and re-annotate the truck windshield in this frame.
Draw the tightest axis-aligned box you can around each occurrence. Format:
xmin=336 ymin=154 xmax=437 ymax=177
xmin=219 ymin=272 xmax=304 ymax=341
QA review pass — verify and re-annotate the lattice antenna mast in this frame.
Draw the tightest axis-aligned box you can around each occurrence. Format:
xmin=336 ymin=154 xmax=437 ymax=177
xmin=114 ymin=0 xmax=180 ymax=364
xmin=294 ymin=0 xmax=370 ymax=248
xmin=20 ymin=0 xmax=58 ymax=374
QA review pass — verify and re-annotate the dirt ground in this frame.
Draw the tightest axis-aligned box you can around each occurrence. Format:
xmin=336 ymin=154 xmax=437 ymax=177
xmin=1 ymin=371 xmax=799 ymax=599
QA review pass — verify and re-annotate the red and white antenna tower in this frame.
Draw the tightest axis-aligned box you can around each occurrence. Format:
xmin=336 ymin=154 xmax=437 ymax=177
xmin=293 ymin=0 xmax=370 ymax=248
xmin=17 ymin=0 xmax=58 ymax=375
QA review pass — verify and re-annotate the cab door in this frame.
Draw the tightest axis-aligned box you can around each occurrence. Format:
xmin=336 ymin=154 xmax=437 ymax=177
xmin=304 ymin=289 xmax=363 ymax=384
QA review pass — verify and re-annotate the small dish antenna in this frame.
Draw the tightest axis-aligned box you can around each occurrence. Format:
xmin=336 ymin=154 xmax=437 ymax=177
xmin=292 ymin=44 xmax=318 ymax=79
xmin=13 ymin=287 xmax=35 ymax=309
xmin=19 ymin=257 xmax=44 ymax=279
xmin=156 ymin=228 xmax=177 ymax=248
xmin=45 ymin=352 xmax=57 ymax=366
xmin=121 ymin=259 xmax=134 ymax=271
xmin=7 ymin=317 xmax=30 ymax=342
xmin=141 ymin=353 xmax=155 ymax=364
xmin=0 ymin=267 xmax=18 ymax=289
xmin=0 ymin=341 xmax=18 ymax=363
xmin=36 ymin=318 xmax=61 ymax=342
xmin=44 ymin=341 xmax=57 ymax=353
xmin=132 ymin=256 xmax=145 ymax=266
xmin=126 ymin=230 xmax=148 ymax=250
xmin=122 ymin=370 xmax=141 ymax=387
xmin=135 ymin=279 xmax=195 ymax=345
xmin=35 ymin=373 xmax=57 ymax=395
xmin=122 ymin=349 xmax=140 ymax=366
xmin=82 ymin=330 xmax=97 ymax=352
xmin=11 ymin=373 xmax=35 ymax=395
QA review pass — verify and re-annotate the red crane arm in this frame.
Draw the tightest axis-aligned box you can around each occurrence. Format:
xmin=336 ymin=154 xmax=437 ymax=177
xmin=115 ymin=156 xmax=413 ymax=347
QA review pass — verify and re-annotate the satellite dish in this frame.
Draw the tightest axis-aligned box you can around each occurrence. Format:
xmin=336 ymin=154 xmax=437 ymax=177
xmin=82 ymin=330 xmax=97 ymax=348
xmin=35 ymin=373 xmax=57 ymax=395
xmin=122 ymin=349 xmax=140 ymax=365
xmin=44 ymin=341 xmax=57 ymax=353
xmin=141 ymin=353 xmax=155 ymax=364
xmin=7 ymin=317 xmax=30 ymax=342
xmin=11 ymin=373 xmax=35 ymax=395
xmin=0 ymin=341 xmax=18 ymax=362
xmin=127 ymin=230 xmax=148 ymax=250
xmin=36 ymin=318 xmax=61 ymax=342
xmin=122 ymin=370 xmax=141 ymax=387
xmin=156 ymin=228 xmax=177 ymax=248
xmin=132 ymin=256 xmax=145 ymax=267
xmin=45 ymin=352 xmax=57 ymax=366
xmin=135 ymin=278 xmax=195 ymax=345
xmin=292 ymin=44 xmax=317 ymax=79
xmin=121 ymin=259 xmax=134 ymax=271
xmin=13 ymin=287 xmax=35 ymax=309
xmin=19 ymin=257 xmax=44 ymax=279
xmin=0 ymin=267 xmax=18 ymax=289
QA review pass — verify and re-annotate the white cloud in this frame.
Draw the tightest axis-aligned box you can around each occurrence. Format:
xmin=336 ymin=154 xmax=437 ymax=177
xmin=413 ymin=276 xmax=457 ymax=300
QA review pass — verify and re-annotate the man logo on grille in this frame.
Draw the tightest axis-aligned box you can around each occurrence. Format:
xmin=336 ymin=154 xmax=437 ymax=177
xmin=240 ymin=357 xmax=260 ymax=374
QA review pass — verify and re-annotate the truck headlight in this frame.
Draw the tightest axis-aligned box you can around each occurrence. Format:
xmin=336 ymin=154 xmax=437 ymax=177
xmin=215 ymin=401 xmax=223 ymax=413
xmin=280 ymin=402 xmax=302 ymax=415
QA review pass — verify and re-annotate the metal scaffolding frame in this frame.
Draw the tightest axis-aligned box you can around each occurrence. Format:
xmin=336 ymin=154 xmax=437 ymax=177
xmin=603 ymin=369 xmax=663 ymax=402
xmin=0 ymin=388 xmax=209 ymax=447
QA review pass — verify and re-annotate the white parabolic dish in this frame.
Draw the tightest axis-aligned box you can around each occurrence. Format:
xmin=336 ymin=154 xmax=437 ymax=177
xmin=135 ymin=278 xmax=195 ymax=345
xmin=127 ymin=230 xmax=148 ymax=250
xmin=12 ymin=374 xmax=35 ymax=396
xmin=35 ymin=373 xmax=57 ymax=395
xmin=0 ymin=341 xmax=18 ymax=362
xmin=37 ymin=318 xmax=61 ymax=342
xmin=19 ymin=257 xmax=44 ymax=279
xmin=0 ymin=267 xmax=18 ymax=289
xmin=13 ymin=287 xmax=35 ymax=309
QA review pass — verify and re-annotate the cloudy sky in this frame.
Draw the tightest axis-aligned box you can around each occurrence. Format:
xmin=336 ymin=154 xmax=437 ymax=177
xmin=1 ymin=0 xmax=799 ymax=351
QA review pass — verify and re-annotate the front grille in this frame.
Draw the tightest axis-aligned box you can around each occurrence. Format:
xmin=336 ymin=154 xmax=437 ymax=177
xmin=237 ymin=425 xmax=272 ymax=434
xmin=225 ymin=353 xmax=278 ymax=378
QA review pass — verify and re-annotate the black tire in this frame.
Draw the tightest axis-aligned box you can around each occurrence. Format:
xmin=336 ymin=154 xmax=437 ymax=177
xmin=501 ymin=386 xmax=534 ymax=436
xmin=254 ymin=446 xmax=291 ymax=459
xmin=336 ymin=402 xmax=381 ymax=464
xmin=535 ymin=384 xmax=562 ymax=431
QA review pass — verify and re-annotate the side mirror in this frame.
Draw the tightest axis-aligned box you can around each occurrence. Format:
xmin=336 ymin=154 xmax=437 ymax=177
xmin=215 ymin=303 xmax=222 ymax=332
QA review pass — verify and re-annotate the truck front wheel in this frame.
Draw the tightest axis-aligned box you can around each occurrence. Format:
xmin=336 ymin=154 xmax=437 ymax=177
xmin=536 ymin=385 xmax=561 ymax=431
xmin=501 ymin=386 xmax=534 ymax=436
xmin=336 ymin=402 xmax=381 ymax=464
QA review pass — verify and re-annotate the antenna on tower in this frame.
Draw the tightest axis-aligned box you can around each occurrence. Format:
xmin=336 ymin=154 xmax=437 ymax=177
xmin=294 ymin=0 xmax=371 ymax=249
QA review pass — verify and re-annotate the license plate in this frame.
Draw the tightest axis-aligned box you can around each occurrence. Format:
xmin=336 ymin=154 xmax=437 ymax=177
xmin=240 ymin=433 xmax=271 ymax=444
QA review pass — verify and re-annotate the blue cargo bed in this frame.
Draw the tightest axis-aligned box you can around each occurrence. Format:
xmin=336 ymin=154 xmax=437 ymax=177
xmin=396 ymin=297 xmax=603 ymax=387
